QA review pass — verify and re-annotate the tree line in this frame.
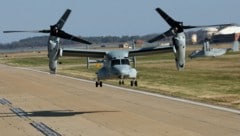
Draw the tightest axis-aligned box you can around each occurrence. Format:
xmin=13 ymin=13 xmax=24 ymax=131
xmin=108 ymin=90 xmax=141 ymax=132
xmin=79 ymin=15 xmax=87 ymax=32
xmin=0 ymin=31 xmax=203 ymax=50
xmin=0 ymin=34 xmax=173 ymax=49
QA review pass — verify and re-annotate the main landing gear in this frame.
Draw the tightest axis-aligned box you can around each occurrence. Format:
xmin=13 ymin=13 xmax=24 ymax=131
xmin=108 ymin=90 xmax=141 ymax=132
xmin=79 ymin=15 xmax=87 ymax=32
xmin=119 ymin=79 xmax=137 ymax=87
xmin=95 ymin=80 xmax=138 ymax=87
xmin=96 ymin=81 xmax=102 ymax=87
xmin=119 ymin=80 xmax=124 ymax=85
xmin=130 ymin=80 xmax=138 ymax=87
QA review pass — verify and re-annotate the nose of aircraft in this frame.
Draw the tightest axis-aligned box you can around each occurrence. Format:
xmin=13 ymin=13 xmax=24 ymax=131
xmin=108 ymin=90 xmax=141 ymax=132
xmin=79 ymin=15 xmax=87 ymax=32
xmin=113 ymin=65 xmax=130 ymax=77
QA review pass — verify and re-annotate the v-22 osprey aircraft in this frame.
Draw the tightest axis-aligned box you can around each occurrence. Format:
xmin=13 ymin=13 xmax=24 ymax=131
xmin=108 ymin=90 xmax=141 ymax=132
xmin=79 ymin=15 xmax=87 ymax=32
xmin=4 ymin=7 xmax=231 ymax=87
xmin=63 ymin=7 xmax=230 ymax=87
xmin=4 ymin=9 xmax=170 ymax=87
xmin=62 ymin=7 xmax=193 ymax=87
xmin=63 ymin=43 xmax=173 ymax=87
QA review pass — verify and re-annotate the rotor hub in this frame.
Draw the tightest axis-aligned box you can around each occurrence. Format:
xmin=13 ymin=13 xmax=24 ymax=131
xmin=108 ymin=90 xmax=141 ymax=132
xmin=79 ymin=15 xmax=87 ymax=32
xmin=50 ymin=25 xmax=59 ymax=36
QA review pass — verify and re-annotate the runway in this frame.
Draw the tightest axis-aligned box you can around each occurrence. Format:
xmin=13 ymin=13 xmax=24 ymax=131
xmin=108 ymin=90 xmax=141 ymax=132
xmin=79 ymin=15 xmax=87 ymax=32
xmin=0 ymin=64 xmax=240 ymax=136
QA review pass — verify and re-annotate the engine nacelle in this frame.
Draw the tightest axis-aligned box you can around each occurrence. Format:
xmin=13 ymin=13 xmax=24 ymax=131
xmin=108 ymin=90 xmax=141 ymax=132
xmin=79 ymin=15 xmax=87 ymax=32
xmin=58 ymin=48 xmax=63 ymax=57
xmin=48 ymin=37 xmax=61 ymax=74
xmin=49 ymin=60 xmax=58 ymax=74
xmin=172 ymin=33 xmax=186 ymax=71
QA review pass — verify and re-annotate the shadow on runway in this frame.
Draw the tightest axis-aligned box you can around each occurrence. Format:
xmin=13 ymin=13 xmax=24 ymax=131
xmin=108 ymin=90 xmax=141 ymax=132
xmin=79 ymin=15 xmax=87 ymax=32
xmin=0 ymin=110 xmax=119 ymax=117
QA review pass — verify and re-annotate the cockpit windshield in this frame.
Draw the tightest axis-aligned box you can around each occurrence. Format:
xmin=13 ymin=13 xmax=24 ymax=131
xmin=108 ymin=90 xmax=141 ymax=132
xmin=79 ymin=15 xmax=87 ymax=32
xmin=121 ymin=59 xmax=130 ymax=65
xmin=111 ymin=59 xmax=121 ymax=66
xmin=111 ymin=59 xmax=130 ymax=66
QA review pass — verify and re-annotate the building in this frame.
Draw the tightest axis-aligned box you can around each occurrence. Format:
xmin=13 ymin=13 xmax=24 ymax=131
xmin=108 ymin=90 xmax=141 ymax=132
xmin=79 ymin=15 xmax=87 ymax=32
xmin=211 ymin=25 xmax=240 ymax=43
xmin=119 ymin=43 xmax=129 ymax=48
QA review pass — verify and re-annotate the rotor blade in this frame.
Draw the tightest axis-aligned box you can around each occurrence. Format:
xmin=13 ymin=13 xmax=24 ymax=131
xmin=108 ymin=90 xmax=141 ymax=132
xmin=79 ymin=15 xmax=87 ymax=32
xmin=3 ymin=30 xmax=50 ymax=33
xmin=57 ymin=30 xmax=92 ymax=44
xmin=183 ymin=23 xmax=234 ymax=29
xmin=148 ymin=29 xmax=174 ymax=43
xmin=155 ymin=8 xmax=180 ymax=28
xmin=54 ymin=9 xmax=71 ymax=29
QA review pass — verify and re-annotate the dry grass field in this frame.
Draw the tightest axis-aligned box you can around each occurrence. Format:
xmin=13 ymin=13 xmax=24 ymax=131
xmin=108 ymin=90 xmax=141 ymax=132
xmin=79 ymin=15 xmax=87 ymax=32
xmin=1 ymin=43 xmax=240 ymax=109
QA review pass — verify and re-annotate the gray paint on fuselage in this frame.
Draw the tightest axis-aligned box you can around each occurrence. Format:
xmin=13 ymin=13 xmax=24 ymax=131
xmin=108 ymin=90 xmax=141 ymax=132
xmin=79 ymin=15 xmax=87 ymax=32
xmin=48 ymin=36 xmax=60 ymax=73
xmin=97 ymin=50 xmax=137 ymax=80
xmin=172 ymin=32 xmax=186 ymax=70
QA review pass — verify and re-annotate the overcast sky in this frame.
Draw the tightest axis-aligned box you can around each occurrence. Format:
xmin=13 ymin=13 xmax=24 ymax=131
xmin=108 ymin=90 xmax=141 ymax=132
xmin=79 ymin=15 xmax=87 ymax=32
xmin=0 ymin=0 xmax=239 ymax=43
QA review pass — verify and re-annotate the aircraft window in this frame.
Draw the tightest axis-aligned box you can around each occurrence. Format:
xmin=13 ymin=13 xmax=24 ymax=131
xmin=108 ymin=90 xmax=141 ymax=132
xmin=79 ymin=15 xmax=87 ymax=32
xmin=121 ymin=59 xmax=130 ymax=65
xmin=111 ymin=59 xmax=120 ymax=66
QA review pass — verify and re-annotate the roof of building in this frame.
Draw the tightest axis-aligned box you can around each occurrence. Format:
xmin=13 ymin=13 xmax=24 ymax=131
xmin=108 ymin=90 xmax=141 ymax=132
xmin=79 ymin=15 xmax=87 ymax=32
xmin=215 ymin=26 xmax=240 ymax=35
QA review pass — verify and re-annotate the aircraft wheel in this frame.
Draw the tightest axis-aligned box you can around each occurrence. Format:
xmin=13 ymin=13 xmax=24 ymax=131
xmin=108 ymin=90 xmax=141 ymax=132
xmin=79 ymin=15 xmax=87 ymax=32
xmin=119 ymin=80 xmax=124 ymax=85
xmin=100 ymin=81 xmax=103 ymax=87
xmin=130 ymin=81 xmax=134 ymax=87
xmin=134 ymin=80 xmax=138 ymax=86
xmin=96 ymin=81 xmax=99 ymax=87
xmin=50 ymin=69 xmax=56 ymax=74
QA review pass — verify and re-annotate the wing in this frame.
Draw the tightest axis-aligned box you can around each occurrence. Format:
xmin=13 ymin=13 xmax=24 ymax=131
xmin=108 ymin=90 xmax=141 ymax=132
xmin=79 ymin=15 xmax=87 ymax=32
xmin=129 ymin=46 xmax=173 ymax=57
xmin=63 ymin=48 xmax=107 ymax=58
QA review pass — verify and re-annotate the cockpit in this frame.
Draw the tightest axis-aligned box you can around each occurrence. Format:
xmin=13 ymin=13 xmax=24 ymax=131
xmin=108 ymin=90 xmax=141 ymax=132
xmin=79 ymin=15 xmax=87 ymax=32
xmin=111 ymin=59 xmax=130 ymax=66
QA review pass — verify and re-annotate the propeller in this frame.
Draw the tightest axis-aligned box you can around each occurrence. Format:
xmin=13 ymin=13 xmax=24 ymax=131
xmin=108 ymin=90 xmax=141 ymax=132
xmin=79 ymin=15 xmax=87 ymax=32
xmin=3 ymin=30 xmax=49 ymax=33
xmin=3 ymin=9 xmax=91 ymax=45
xmin=148 ymin=7 xmax=234 ymax=43
xmin=148 ymin=7 xmax=234 ymax=71
xmin=3 ymin=9 xmax=92 ymax=74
